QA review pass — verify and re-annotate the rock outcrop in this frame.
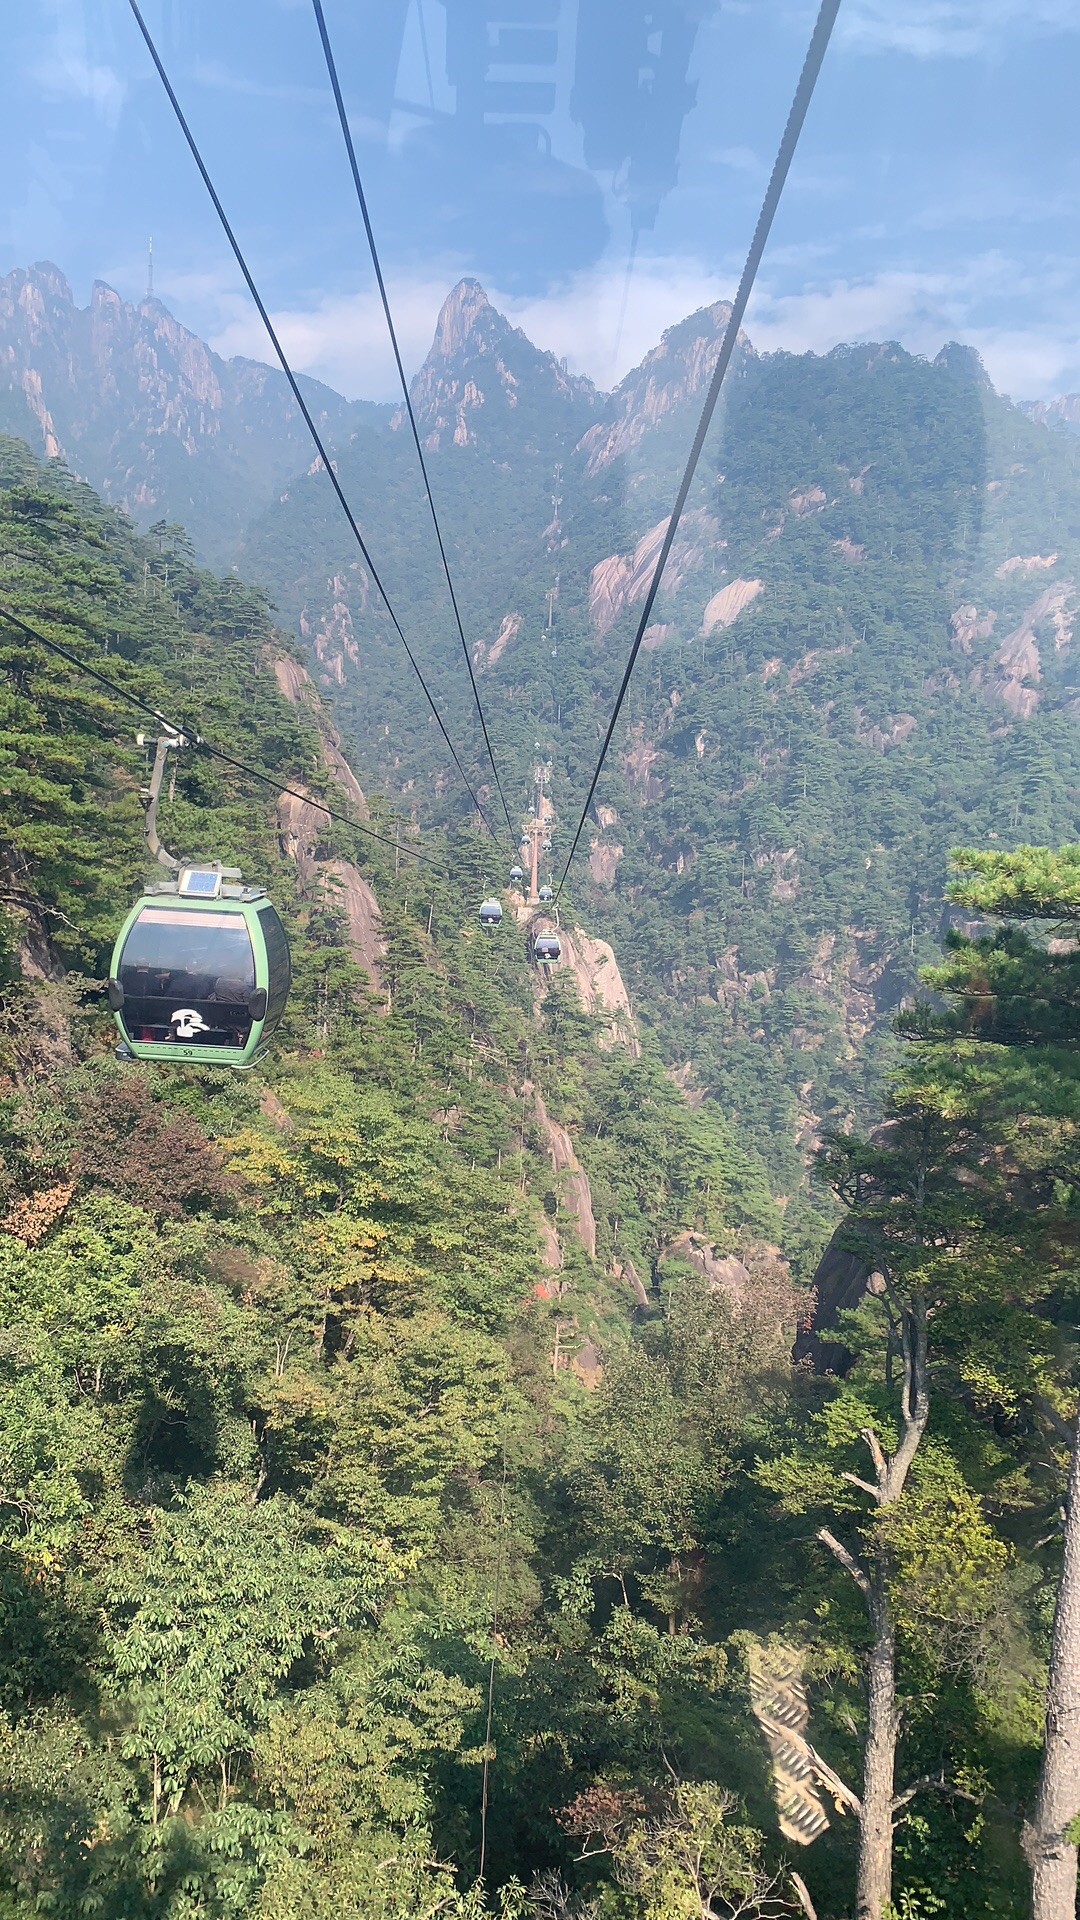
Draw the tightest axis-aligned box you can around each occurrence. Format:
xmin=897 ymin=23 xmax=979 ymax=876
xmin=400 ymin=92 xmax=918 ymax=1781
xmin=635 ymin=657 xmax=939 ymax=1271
xmin=533 ymin=1089 xmax=597 ymax=1259
xmin=996 ymin=553 xmax=1058 ymax=578
xmin=1021 ymin=393 xmax=1080 ymax=435
xmin=272 ymin=656 xmax=384 ymax=991
xmin=559 ymin=928 xmax=640 ymax=1055
xmin=795 ymin=1228 xmax=884 ymax=1372
xmin=473 ymin=610 xmax=521 ymax=671
xmin=588 ymin=510 xmax=719 ymax=637
xmin=273 ymin=656 xmax=369 ymax=819
xmin=700 ymin=577 xmax=762 ymax=635
xmin=299 ymin=576 xmax=363 ymax=689
xmin=576 ymin=300 xmax=753 ymax=476
xmin=949 ymin=604 xmax=996 ymax=653
xmin=853 ymin=709 xmax=917 ymax=753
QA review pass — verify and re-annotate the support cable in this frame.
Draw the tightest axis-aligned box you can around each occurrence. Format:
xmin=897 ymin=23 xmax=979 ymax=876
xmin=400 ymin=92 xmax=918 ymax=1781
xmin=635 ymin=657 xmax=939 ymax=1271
xmin=556 ymin=0 xmax=842 ymax=898
xmin=126 ymin=0 xmax=498 ymax=842
xmin=311 ymin=0 xmax=517 ymax=846
xmin=0 ymin=603 xmax=437 ymax=867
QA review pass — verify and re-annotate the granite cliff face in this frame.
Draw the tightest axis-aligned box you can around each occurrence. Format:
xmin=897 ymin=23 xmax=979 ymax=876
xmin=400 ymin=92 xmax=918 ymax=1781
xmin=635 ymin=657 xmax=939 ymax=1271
xmin=1020 ymin=392 xmax=1080 ymax=436
xmin=0 ymin=263 xmax=367 ymax=564
xmin=577 ymin=299 xmax=752 ymax=477
xmin=400 ymin=277 xmax=596 ymax=455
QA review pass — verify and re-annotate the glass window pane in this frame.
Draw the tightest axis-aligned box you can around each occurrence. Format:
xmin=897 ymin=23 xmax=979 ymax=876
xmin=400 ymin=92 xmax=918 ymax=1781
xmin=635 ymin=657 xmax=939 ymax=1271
xmin=118 ymin=906 xmax=255 ymax=1045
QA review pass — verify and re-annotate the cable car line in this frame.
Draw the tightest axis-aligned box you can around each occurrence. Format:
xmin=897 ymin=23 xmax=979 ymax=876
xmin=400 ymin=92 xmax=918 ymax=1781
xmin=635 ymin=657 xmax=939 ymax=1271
xmin=0 ymin=602 xmax=439 ymax=869
xmin=311 ymin=0 xmax=517 ymax=848
xmin=555 ymin=0 xmax=842 ymax=900
xmin=125 ymin=0 xmax=500 ymax=846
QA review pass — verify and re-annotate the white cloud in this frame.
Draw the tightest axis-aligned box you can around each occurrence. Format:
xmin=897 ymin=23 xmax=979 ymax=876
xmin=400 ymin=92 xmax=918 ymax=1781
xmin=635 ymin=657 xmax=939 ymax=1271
xmin=842 ymin=0 xmax=1080 ymax=57
xmin=207 ymin=277 xmax=453 ymax=399
xmin=33 ymin=46 xmax=126 ymax=126
xmin=195 ymin=249 xmax=1080 ymax=406
xmin=207 ymin=260 xmax=743 ymax=397
xmin=708 ymin=146 xmax=762 ymax=174
xmin=192 ymin=59 xmax=327 ymax=106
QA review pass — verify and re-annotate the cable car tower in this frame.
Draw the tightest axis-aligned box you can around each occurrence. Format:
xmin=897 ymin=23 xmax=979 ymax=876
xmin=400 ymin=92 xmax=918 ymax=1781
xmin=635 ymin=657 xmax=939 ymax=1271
xmin=521 ymin=753 xmax=555 ymax=904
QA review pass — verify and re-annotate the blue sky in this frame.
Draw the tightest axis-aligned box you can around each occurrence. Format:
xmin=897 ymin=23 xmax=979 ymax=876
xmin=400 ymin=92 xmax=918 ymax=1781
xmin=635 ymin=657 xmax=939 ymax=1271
xmin=2 ymin=0 xmax=1080 ymax=400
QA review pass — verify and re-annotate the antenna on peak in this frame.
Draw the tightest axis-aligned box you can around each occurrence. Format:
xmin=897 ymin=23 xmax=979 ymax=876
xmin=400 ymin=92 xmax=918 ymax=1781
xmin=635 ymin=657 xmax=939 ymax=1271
xmin=147 ymin=235 xmax=153 ymax=299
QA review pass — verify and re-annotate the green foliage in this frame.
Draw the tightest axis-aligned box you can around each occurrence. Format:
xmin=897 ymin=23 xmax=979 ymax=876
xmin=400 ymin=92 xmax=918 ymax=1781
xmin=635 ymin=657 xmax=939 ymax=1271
xmin=5 ymin=427 xmax=1079 ymax=1919
xmin=0 ymin=442 xmax=798 ymax=1917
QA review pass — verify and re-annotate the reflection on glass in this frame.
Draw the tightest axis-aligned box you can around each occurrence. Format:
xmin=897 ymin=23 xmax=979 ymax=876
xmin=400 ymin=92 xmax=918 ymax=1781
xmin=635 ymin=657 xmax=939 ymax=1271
xmin=383 ymin=0 xmax=709 ymax=287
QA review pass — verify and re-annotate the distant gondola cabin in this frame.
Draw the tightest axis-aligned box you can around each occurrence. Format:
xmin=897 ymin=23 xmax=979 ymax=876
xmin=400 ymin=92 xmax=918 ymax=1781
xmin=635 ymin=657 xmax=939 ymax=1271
xmin=479 ymin=897 xmax=503 ymax=928
xmin=108 ymin=868 xmax=291 ymax=1068
xmin=534 ymin=931 xmax=562 ymax=965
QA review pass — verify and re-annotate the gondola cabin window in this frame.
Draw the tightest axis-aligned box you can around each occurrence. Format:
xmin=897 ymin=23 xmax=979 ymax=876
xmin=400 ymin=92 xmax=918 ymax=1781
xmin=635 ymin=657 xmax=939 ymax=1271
xmin=118 ymin=905 xmax=256 ymax=1046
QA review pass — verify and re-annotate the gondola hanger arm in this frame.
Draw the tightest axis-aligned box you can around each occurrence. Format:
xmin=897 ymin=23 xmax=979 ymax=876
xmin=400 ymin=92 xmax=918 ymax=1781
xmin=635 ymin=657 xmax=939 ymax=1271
xmin=138 ymin=729 xmax=185 ymax=871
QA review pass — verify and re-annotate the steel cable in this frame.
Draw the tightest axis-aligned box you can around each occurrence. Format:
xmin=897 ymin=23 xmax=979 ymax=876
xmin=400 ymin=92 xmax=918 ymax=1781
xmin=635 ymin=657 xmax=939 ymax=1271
xmin=0 ymin=602 xmax=438 ymax=867
xmin=311 ymin=0 xmax=517 ymax=846
xmin=556 ymin=0 xmax=843 ymax=897
xmin=126 ymin=0 xmax=499 ymax=842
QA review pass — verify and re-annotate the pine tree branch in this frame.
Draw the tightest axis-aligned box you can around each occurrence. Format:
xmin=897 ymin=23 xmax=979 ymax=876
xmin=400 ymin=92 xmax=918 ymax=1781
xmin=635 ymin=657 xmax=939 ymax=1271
xmin=892 ymin=1770 xmax=980 ymax=1814
xmin=860 ymin=1426 xmax=888 ymax=1484
xmin=841 ymin=1471 xmax=883 ymax=1501
xmin=817 ymin=1526 xmax=871 ymax=1597
xmin=790 ymin=1870 xmax=820 ymax=1919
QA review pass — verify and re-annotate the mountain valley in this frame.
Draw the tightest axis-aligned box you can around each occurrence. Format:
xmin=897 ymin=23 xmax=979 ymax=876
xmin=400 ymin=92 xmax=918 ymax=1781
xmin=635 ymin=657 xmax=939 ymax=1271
xmin=5 ymin=263 xmax=1080 ymax=1234
xmin=1 ymin=243 xmax=1080 ymax=1918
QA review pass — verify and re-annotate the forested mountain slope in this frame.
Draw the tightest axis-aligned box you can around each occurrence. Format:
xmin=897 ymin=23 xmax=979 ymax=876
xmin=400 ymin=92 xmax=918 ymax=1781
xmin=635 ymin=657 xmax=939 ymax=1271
xmin=6 ymin=425 xmax=1079 ymax=1920
xmin=0 ymin=438 xmax=842 ymax=1917
xmin=7 ymin=254 xmax=1078 ymax=1250
xmin=238 ymin=286 xmax=1080 ymax=1229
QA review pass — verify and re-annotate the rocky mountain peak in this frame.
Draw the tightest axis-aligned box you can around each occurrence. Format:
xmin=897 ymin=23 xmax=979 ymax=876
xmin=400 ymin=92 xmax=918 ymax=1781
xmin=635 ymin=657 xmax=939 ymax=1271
xmin=933 ymin=340 xmax=991 ymax=387
xmin=577 ymin=298 xmax=754 ymax=476
xmin=407 ymin=278 xmax=595 ymax=452
xmin=429 ymin=278 xmax=498 ymax=360
xmin=26 ymin=260 xmax=74 ymax=304
xmin=0 ymin=262 xmax=359 ymax=563
xmin=1021 ymin=391 xmax=1080 ymax=436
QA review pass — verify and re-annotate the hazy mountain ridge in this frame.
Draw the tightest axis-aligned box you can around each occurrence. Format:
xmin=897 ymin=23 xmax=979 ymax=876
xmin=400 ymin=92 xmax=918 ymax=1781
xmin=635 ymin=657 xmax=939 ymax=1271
xmin=0 ymin=261 xmax=377 ymax=565
xmin=1020 ymin=391 xmax=1080 ymax=435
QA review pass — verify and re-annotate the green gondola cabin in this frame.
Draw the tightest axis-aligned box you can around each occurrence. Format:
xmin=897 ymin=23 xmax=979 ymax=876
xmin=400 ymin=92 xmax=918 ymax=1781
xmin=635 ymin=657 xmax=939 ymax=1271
xmin=108 ymin=866 xmax=291 ymax=1068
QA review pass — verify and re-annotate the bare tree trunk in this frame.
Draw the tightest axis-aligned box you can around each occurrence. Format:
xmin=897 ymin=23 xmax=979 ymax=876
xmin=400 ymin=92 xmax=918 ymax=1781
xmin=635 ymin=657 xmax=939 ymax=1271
xmin=817 ymin=1292 xmax=929 ymax=1920
xmin=1025 ymin=1414 xmax=1080 ymax=1919
xmin=857 ymin=1566 xmax=898 ymax=1920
